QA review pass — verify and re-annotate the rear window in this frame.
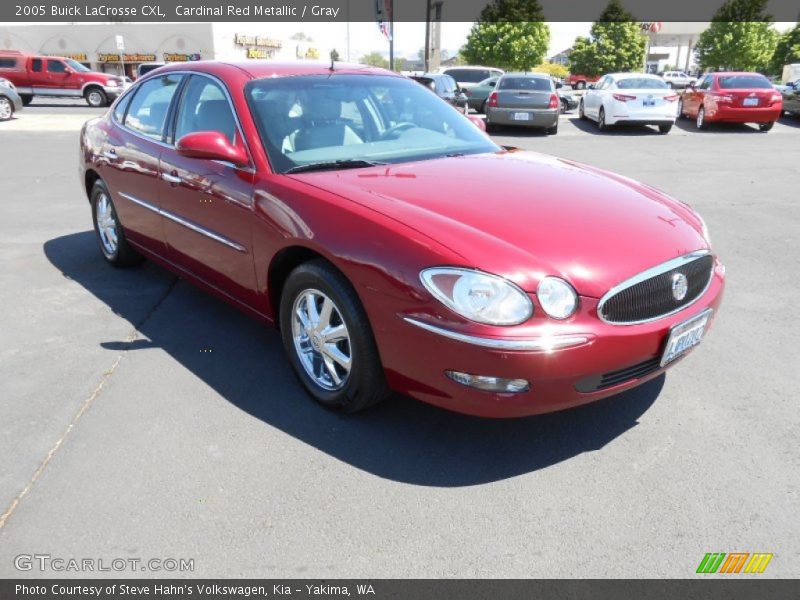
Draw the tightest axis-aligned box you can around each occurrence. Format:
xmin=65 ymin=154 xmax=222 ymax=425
xmin=717 ymin=75 xmax=772 ymax=89
xmin=0 ymin=58 xmax=17 ymax=68
xmin=616 ymin=77 xmax=668 ymax=89
xmin=445 ymin=69 xmax=489 ymax=83
xmin=497 ymin=77 xmax=552 ymax=91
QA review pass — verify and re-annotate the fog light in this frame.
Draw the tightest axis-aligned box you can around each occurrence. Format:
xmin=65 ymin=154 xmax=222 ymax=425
xmin=445 ymin=371 xmax=530 ymax=393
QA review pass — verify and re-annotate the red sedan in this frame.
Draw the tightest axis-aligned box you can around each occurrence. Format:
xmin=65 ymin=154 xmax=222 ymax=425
xmin=678 ymin=71 xmax=782 ymax=131
xmin=79 ymin=61 xmax=725 ymax=418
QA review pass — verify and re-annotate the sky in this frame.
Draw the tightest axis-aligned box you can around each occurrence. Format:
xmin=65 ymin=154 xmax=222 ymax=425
xmin=287 ymin=21 xmax=593 ymax=62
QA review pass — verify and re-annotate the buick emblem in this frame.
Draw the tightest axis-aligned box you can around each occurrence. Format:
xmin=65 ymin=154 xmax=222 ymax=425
xmin=671 ymin=273 xmax=688 ymax=301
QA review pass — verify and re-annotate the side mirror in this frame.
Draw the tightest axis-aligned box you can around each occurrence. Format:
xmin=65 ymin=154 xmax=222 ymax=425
xmin=587 ymin=84 xmax=595 ymax=90
xmin=176 ymin=131 xmax=249 ymax=167
xmin=468 ymin=115 xmax=486 ymax=132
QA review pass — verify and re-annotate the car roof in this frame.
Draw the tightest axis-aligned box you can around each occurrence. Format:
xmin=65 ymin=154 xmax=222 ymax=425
xmin=609 ymin=72 xmax=662 ymax=79
xmin=444 ymin=66 xmax=502 ymax=71
xmin=501 ymin=72 xmax=551 ymax=78
xmin=152 ymin=60 xmax=399 ymax=81
xmin=711 ymin=71 xmax=767 ymax=76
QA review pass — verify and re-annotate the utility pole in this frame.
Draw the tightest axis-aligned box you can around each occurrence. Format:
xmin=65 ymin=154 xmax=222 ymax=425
xmin=388 ymin=0 xmax=394 ymax=71
xmin=424 ymin=0 xmax=431 ymax=72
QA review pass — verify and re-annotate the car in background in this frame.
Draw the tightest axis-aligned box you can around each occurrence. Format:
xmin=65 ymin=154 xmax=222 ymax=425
xmin=485 ymin=72 xmax=560 ymax=134
xmin=136 ymin=62 xmax=166 ymax=79
xmin=780 ymin=79 xmax=800 ymax=116
xmin=465 ymin=76 xmax=499 ymax=113
xmin=579 ymin=73 xmax=678 ymax=133
xmin=79 ymin=61 xmax=724 ymax=418
xmin=442 ymin=66 xmax=504 ymax=92
xmin=566 ymin=73 xmax=601 ymax=90
xmin=558 ymin=90 xmax=578 ymax=113
xmin=410 ymin=73 xmax=468 ymax=114
xmin=678 ymin=72 xmax=783 ymax=132
xmin=660 ymin=71 xmax=696 ymax=89
xmin=0 ymin=76 xmax=22 ymax=121
xmin=0 ymin=50 xmax=124 ymax=107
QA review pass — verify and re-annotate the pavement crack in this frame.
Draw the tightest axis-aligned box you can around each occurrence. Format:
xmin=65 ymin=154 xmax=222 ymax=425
xmin=0 ymin=277 xmax=179 ymax=530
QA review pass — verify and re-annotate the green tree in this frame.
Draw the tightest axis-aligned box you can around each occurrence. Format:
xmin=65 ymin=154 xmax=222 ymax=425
xmin=359 ymin=52 xmax=388 ymax=68
xmin=771 ymin=24 xmax=800 ymax=75
xmin=535 ymin=61 xmax=569 ymax=79
xmin=568 ymin=0 xmax=647 ymax=76
xmin=695 ymin=0 xmax=778 ymax=72
xmin=460 ymin=0 xmax=550 ymax=70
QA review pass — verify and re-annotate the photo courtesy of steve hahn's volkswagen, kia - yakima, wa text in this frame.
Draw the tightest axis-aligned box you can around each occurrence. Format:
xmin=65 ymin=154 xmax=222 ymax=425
xmin=0 ymin=0 xmax=799 ymax=595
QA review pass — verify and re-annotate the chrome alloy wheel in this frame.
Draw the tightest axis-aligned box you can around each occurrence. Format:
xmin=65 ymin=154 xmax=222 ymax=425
xmin=697 ymin=106 xmax=705 ymax=129
xmin=96 ymin=193 xmax=118 ymax=256
xmin=291 ymin=289 xmax=352 ymax=391
xmin=0 ymin=97 xmax=12 ymax=121
xmin=87 ymin=90 xmax=104 ymax=107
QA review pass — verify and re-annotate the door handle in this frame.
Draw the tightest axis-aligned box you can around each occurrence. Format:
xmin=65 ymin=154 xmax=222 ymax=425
xmin=102 ymin=148 xmax=117 ymax=160
xmin=162 ymin=172 xmax=182 ymax=185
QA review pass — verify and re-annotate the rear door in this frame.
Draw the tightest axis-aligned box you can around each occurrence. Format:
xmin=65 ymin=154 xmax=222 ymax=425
xmin=45 ymin=59 xmax=79 ymax=96
xmin=495 ymin=76 xmax=553 ymax=109
xmin=158 ymin=73 xmax=257 ymax=303
xmin=28 ymin=57 xmax=49 ymax=94
xmin=102 ymin=73 xmax=184 ymax=254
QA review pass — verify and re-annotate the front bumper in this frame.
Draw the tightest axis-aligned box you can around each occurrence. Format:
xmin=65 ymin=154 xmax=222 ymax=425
xmin=487 ymin=107 xmax=559 ymax=128
xmin=372 ymin=260 xmax=725 ymax=418
xmin=706 ymin=104 xmax=781 ymax=123
xmin=102 ymin=84 xmax=124 ymax=99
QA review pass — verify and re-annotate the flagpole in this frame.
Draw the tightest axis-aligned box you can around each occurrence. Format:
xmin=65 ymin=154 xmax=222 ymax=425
xmin=389 ymin=0 xmax=394 ymax=71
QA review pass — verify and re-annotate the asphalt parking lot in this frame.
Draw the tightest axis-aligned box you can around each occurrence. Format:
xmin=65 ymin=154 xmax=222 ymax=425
xmin=1 ymin=98 xmax=799 ymax=578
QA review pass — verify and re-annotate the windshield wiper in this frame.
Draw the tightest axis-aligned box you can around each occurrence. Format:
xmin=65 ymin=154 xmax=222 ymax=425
xmin=285 ymin=159 xmax=387 ymax=174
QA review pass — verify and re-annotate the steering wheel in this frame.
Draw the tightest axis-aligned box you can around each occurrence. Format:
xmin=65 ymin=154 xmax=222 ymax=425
xmin=380 ymin=122 xmax=416 ymax=139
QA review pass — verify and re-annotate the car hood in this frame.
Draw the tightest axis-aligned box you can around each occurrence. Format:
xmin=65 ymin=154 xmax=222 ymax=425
xmin=291 ymin=151 xmax=708 ymax=298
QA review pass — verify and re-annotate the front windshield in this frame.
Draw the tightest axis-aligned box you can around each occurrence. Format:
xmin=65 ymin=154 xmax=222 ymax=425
xmin=65 ymin=59 xmax=90 ymax=73
xmin=616 ymin=77 xmax=668 ymax=89
xmin=246 ymin=74 xmax=499 ymax=174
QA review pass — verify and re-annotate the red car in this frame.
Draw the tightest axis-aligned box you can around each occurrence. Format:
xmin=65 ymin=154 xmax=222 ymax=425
xmin=678 ymin=71 xmax=782 ymax=131
xmin=79 ymin=61 xmax=725 ymax=418
xmin=0 ymin=50 xmax=125 ymax=107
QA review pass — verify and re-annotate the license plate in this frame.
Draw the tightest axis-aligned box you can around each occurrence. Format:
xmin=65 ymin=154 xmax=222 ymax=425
xmin=743 ymin=97 xmax=759 ymax=106
xmin=643 ymin=99 xmax=655 ymax=106
xmin=660 ymin=309 xmax=712 ymax=367
xmin=512 ymin=112 xmax=531 ymax=121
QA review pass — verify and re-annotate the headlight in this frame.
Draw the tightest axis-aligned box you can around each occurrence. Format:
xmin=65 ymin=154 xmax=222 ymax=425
xmin=537 ymin=277 xmax=578 ymax=320
xmin=420 ymin=267 xmax=533 ymax=326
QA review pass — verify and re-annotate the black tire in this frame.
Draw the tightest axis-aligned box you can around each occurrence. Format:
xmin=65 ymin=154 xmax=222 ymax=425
xmin=758 ymin=121 xmax=774 ymax=132
xmin=578 ymin=98 xmax=587 ymax=120
xmin=546 ymin=122 xmax=558 ymax=135
xmin=0 ymin=96 xmax=13 ymax=121
xmin=696 ymin=105 xmax=708 ymax=130
xmin=485 ymin=119 xmax=496 ymax=133
xmin=559 ymin=98 xmax=567 ymax=114
xmin=598 ymin=107 xmax=608 ymax=131
xmin=90 ymin=180 xmax=143 ymax=267
xmin=479 ymin=100 xmax=487 ymax=114
xmin=85 ymin=87 xmax=108 ymax=108
xmin=658 ymin=124 xmax=673 ymax=134
xmin=677 ymin=98 xmax=685 ymax=119
xmin=20 ymin=94 xmax=33 ymax=106
xmin=279 ymin=260 xmax=391 ymax=414
xmin=575 ymin=81 xmax=586 ymax=90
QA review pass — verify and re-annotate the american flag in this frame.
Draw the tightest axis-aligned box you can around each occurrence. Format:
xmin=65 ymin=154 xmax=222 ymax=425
xmin=375 ymin=0 xmax=392 ymax=41
xmin=378 ymin=20 xmax=392 ymax=41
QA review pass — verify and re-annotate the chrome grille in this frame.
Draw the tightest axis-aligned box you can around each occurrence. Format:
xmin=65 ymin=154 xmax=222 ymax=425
xmin=598 ymin=251 xmax=714 ymax=324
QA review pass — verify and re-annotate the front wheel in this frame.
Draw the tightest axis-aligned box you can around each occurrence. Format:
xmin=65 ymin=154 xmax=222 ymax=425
xmin=0 ymin=96 xmax=13 ymax=121
xmin=85 ymin=87 xmax=108 ymax=108
xmin=279 ymin=260 xmax=390 ymax=413
xmin=758 ymin=121 xmax=774 ymax=132
xmin=90 ymin=180 xmax=142 ymax=267
xmin=658 ymin=124 xmax=673 ymax=134
xmin=696 ymin=106 xmax=708 ymax=130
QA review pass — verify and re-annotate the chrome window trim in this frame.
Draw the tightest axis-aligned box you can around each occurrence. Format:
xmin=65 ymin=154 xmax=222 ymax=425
xmin=597 ymin=249 xmax=713 ymax=326
xmin=118 ymin=192 xmax=246 ymax=253
xmin=403 ymin=317 xmax=589 ymax=352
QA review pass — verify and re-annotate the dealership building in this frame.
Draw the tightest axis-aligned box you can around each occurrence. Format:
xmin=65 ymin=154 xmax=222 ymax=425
xmin=641 ymin=22 xmax=708 ymax=74
xmin=0 ymin=23 xmax=332 ymax=78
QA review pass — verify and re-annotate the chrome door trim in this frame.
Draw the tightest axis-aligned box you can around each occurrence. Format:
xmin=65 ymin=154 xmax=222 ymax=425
xmin=118 ymin=191 xmax=246 ymax=253
xmin=597 ymin=249 xmax=712 ymax=326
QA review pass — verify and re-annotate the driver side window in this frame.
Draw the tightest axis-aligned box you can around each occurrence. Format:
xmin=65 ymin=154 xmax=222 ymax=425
xmin=174 ymin=75 xmax=237 ymax=144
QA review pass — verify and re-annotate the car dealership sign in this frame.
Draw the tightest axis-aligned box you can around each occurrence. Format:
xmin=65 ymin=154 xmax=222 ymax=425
xmin=641 ymin=22 xmax=663 ymax=33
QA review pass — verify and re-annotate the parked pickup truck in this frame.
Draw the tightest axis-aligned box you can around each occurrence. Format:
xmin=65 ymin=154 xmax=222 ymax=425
xmin=566 ymin=73 xmax=601 ymax=90
xmin=0 ymin=51 xmax=125 ymax=107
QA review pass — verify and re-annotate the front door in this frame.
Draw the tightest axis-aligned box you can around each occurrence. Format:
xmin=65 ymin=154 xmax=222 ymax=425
xmin=158 ymin=74 xmax=257 ymax=305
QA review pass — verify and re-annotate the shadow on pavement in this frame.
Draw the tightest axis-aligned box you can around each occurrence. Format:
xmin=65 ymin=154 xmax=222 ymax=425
xmin=567 ymin=117 xmax=667 ymax=136
xmin=44 ymin=231 xmax=664 ymax=487
xmin=673 ymin=118 xmax=764 ymax=134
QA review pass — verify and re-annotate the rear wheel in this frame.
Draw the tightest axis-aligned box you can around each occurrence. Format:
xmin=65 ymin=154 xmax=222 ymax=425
xmin=575 ymin=81 xmax=586 ymax=90
xmin=696 ymin=106 xmax=708 ymax=130
xmin=758 ymin=121 xmax=774 ymax=132
xmin=559 ymin=98 xmax=567 ymax=114
xmin=0 ymin=96 xmax=13 ymax=121
xmin=578 ymin=98 xmax=587 ymax=120
xmin=279 ymin=260 xmax=390 ymax=413
xmin=677 ymin=98 xmax=685 ymax=118
xmin=546 ymin=122 xmax=558 ymax=135
xmin=90 ymin=180 xmax=142 ymax=267
xmin=479 ymin=100 xmax=487 ymax=114
xmin=598 ymin=107 xmax=608 ymax=131
xmin=20 ymin=94 xmax=33 ymax=106
xmin=658 ymin=124 xmax=672 ymax=134
xmin=85 ymin=87 xmax=108 ymax=108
